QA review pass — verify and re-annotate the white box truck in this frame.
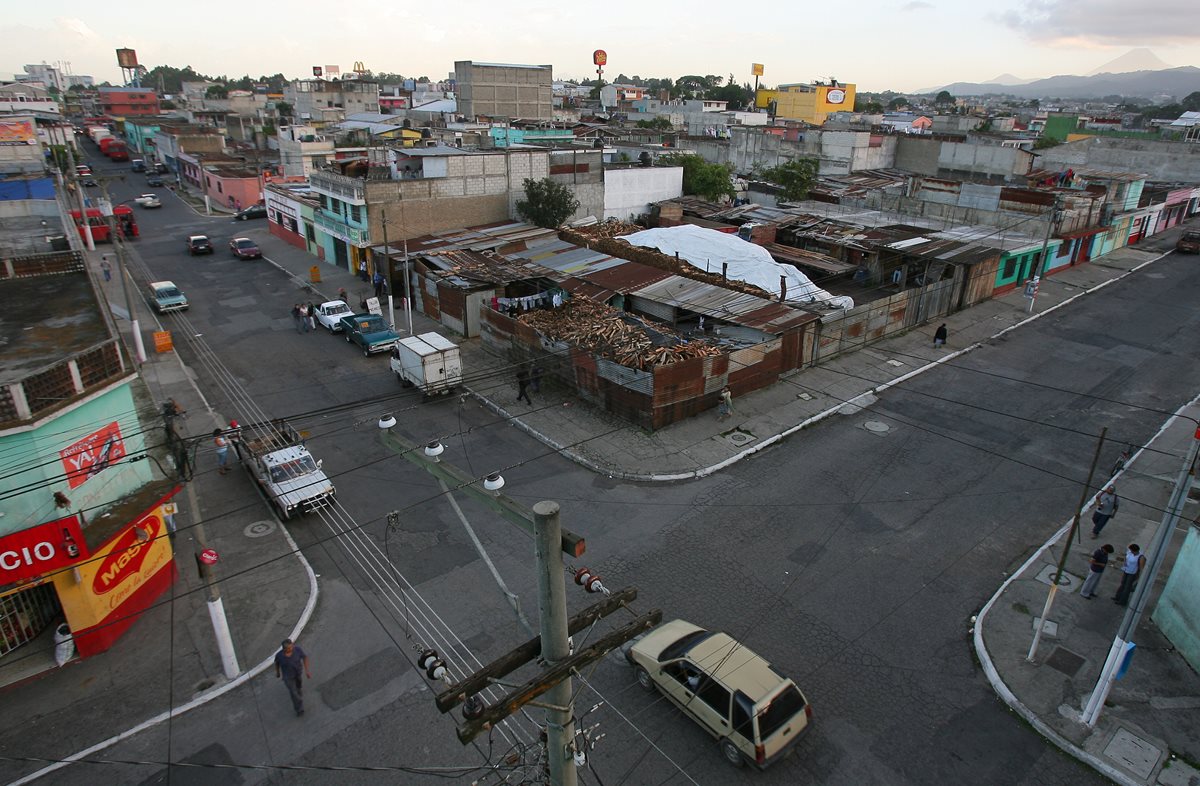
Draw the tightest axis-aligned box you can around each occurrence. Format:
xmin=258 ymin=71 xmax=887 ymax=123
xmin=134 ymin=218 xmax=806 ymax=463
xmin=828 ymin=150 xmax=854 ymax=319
xmin=390 ymin=332 xmax=462 ymax=398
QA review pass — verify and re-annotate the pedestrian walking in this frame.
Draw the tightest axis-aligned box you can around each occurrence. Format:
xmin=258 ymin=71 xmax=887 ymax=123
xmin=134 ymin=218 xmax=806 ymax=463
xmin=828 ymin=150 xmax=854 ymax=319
xmin=1113 ymin=544 xmax=1146 ymax=606
xmin=1079 ymin=544 xmax=1114 ymax=599
xmin=291 ymin=304 xmax=304 ymax=334
xmin=306 ymin=301 xmax=317 ymax=332
xmin=299 ymin=303 xmax=311 ymax=333
xmin=1090 ymin=485 xmax=1119 ymax=538
xmin=516 ymin=367 xmax=532 ymax=405
xmin=373 ymin=271 xmax=385 ymax=299
xmin=274 ymin=638 xmax=312 ymax=716
xmin=213 ymin=429 xmax=230 ymax=475
xmin=358 ymin=260 xmax=368 ymax=282
xmin=717 ymin=386 xmax=733 ymax=422
xmin=531 ymin=365 xmax=543 ymax=393
xmin=1110 ymin=447 xmax=1132 ymax=478
xmin=100 ymin=255 xmax=112 ymax=282
xmin=933 ymin=323 xmax=948 ymax=348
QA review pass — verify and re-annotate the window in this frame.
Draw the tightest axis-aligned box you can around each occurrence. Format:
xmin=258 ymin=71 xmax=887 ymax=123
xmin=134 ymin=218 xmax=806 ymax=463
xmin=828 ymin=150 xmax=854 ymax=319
xmin=319 ymin=194 xmax=328 ymax=210
xmin=217 ymin=182 xmax=223 ymax=193
xmin=1002 ymin=257 xmax=1017 ymax=280
xmin=350 ymin=204 xmax=361 ymax=223
xmin=731 ymin=693 xmax=755 ymax=742
xmin=695 ymin=679 xmax=731 ymax=719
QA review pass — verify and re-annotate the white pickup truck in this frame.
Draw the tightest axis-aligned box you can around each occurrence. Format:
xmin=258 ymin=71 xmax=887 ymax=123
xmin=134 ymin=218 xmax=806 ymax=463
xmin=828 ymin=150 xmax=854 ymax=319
xmin=134 ymin=193 xmax=161 ymax=209
xmin=233 ymin=419 xmax=334 ymax=520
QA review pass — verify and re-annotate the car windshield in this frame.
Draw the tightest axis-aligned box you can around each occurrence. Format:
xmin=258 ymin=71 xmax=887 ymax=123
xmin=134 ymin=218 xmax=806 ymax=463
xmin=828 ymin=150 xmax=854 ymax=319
xmin=192 ymin=237 xmax=210 ymax=244
xmin=156 ymin=287 xmax=181 ymax=298
xmin=326 ymin=303 xmax=350 ymax=315
xmin=756 ymin=685 xmax=806 ymax=740
xmin=658 ymin=629 xmax=713 ymax=662
xmin=234 ymin=239 xmax=256 ymax=249
xmin=1184 ymin=233 xmax=1200 ymax=241
xmin=269 ymin=456 xmax=319 ymax=483
xmin=357 ymin=317 xmax=386 ymax=332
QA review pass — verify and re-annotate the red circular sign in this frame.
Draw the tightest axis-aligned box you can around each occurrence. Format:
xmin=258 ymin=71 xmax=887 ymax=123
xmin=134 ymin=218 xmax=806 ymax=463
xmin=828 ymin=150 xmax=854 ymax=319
xmin=199 ymin=548 xmax=219 ymax=565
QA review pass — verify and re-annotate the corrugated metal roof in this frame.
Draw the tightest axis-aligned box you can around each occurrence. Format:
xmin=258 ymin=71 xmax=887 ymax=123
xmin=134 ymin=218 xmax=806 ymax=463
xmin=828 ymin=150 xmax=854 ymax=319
xmin=630 ymin=276 xmax=817 ymax=334
xmin=584 ymin=261 xmax=674 ymax=293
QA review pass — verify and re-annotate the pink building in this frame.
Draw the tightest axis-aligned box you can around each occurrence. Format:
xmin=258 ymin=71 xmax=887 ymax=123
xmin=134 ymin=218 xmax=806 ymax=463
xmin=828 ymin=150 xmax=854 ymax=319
xmin=202 ymin=166 xmax=262 ymax=211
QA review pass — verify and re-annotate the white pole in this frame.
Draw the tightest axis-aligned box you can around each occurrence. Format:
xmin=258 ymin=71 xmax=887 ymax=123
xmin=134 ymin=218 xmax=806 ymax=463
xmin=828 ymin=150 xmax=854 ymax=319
xmin=204 ymin=194 xmax=211 ymax=215
xmin=206 ymin=597 xmax=241 ymax=680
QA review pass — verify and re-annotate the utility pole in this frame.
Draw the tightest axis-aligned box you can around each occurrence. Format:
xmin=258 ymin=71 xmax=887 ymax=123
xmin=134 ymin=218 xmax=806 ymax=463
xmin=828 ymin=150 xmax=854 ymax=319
xmin=1028 ymin=428 xmax=1106 ymax=661
xmin=98 ymin=182 xmax=147 ymax=364
xmin=162 ymin=409 xmax=241 ymax=679
xmin=1027 ymin=195 xmax=1062 ymax=313
xmin=69 ymin=148 xmax=95 ymax=251
xmin=1081 ymin=423 xmax=1200 ymax=727
xmin=377 ymin=422 xmax=659 ymax=784
xmin=380 ymin=207 xmax=395 ymax=330
xmin=399 ymin=197 xmax=413 ymax=334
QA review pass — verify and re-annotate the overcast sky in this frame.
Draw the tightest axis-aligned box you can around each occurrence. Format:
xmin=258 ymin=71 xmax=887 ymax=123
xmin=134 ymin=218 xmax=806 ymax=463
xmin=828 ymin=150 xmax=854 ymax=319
xmin=4 ymin=0 xmax=1199 ymax=93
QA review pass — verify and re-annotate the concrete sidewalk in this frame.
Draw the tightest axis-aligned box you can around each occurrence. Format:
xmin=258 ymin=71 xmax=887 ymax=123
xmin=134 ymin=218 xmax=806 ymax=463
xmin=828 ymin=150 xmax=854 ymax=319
xmin=975 ymin=398 xmax=1200 ymax=786
xmin=0 ymin=234 xmax=317 ymax=785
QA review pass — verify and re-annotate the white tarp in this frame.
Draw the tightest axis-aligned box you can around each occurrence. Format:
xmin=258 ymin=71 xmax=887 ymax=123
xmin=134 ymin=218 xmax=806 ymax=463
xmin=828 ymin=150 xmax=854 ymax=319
xmin=622 ymin=224 xmax=854 ymax=309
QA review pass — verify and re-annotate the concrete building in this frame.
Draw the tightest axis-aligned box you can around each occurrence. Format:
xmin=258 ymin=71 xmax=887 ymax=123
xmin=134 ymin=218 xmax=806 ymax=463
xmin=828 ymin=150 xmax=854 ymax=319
xmin=0 ymin=83 xmax=60 ymax=118
xmin=285 ymin=78 xmax=380 ymax=127
xmin=757 ymin=81 xmax=856 ymax=125
xmin=454 ymin=62 xmax=552 ymax=120
xmin=600 ymin=83 xmax=646 ymax=111
xmin=680 ymin=126 xmax=898 ymax=176
xmin=98 ymin=87 xmax=160 ymax=117
xmin=603 ymin=165 xmax=684 ymax=221
xmin=15 ymin=64 xmax=91 ymax=91
xmin=276 ymin=124 xmax=335 ymax=177
xmin=0 ymin=115 xmax=46 ymax=175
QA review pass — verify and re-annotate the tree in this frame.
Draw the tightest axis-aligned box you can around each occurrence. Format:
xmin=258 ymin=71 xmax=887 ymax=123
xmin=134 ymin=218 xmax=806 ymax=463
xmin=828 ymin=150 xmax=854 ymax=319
xmin=935 ymin=90 xmax=954 ymax=106
xmin=160 ymin=99 xmax=177 ymax=110
xmin=516 ymin=178 xmax=580 ymax=228
xmin=887 ymin=96 xmax=908 ymax=110
xmin=758 ymin=158 xmax=819 ymax=202
xmin=274 ymin=101 xmax=294 ymax=118
xmin=205 ymin=84 xmax=228 ymax=99
xmin=659 ymin=153 xmax=735 ymax=201
xmin=1183 ymin=91 xmax=1200 ymax=112
xmin=635 ymin=116 xmax=673 ymax=130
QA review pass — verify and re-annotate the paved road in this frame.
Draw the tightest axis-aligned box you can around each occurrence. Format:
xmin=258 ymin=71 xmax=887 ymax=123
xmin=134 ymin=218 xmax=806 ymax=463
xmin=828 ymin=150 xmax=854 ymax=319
xmin=86 ymin=153 xmax=1200 ymax=785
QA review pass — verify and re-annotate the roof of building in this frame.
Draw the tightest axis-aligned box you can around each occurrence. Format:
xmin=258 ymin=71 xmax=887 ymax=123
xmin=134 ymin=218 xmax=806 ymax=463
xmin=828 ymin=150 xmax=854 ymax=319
xmin=459 ymin=62 xmax=551 ymax=70
xmin=409 ymin=98 xmax=457 ymax=114
xmin=0 ymin=253 xmax=110 ymax=386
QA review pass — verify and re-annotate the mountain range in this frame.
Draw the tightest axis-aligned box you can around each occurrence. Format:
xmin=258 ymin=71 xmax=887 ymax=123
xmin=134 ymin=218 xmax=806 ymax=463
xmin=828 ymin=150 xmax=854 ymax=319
xmin=917 ymin=49 xmax=1197 ymax=99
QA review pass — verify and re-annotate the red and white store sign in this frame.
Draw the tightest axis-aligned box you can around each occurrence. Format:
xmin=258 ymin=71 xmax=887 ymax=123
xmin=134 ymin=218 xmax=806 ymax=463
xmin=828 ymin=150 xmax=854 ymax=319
xmin=0 ymin=515 xmax=88 ymax=586
xmin=60 ymin=421 xmax=127 ymax=489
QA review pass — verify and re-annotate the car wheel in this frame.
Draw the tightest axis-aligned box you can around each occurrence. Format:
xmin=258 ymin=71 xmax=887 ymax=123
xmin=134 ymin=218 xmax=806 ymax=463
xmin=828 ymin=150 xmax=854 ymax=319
xmin=363 ymin=346 xmax=371 ymax=358
xmin=635 ymin=667 xmax=654 ymax=692
xmin=719 ymin=739 xmax=745 ymax=768
xmin=344 ymin=333 xmax=351 ymax=343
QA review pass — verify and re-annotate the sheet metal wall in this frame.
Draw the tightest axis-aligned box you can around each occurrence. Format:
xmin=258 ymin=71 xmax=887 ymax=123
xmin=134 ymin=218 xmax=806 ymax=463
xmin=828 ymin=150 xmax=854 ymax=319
xmin=813 ymin=278 xmax=956 ymax=364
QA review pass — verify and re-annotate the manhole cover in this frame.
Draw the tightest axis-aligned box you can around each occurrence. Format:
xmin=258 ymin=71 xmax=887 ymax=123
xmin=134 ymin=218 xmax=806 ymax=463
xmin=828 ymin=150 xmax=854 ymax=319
xmin=725 ymin=431 xmax=755 ymax=446
xmin=1045 ymin=646 xmax=1086 ymax=677
xmin=1103 ymin=727 xmax=1163 ymax=779
xmin=863 ymin=420 xmax=890 ymax=434
xmin=244 ymin=520 xmax=278 ymax=538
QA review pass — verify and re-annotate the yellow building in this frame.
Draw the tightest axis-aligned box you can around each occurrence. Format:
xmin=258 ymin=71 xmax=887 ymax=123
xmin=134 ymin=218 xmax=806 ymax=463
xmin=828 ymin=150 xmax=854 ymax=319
xmin=756 ymin=82 xmax=856 ymax=125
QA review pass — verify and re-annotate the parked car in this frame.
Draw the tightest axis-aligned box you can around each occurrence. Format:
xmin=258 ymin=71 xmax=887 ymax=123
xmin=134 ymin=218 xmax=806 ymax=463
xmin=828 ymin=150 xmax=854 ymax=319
xmin=338 ymin=313 xmax=401 ymax=356
xmin=229 ymin=237 xmax=262 ymax=259
xmin=153 ymin=162 xmax=168 ymax=174
xmin=624 ymin=619 xmax=812 ymax=770
xmin=146 ymin=175 xmax=165 ymax=187
xmin=148 ymin=281 xmax=188 ymax=313
xmin=1177 ymin=230 xmax=1200 ymax=254
xmin=83 ymin=178 xmax=98 ymax=187
xmin=234 ymin=204 xmax=268 ymax=221
xmin=131 ymin=159 xmax=146 ymax=172
xmin=75 ymin=165 xmax=91 ymax=176
xmin=135 ymin=193 xmax=161 ymax=209
xmin=314 ymin=300 xmax=352 ymax=332
xmin=186 ymin=235 xmax=213 ymax=255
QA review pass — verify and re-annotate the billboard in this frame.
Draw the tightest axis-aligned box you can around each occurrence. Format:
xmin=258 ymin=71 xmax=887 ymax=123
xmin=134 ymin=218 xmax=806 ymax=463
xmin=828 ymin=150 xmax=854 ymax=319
xmin=60 ymin=421 xmax=128 ymax=489
xmin=0 ymin=119 xmax=37 ymax=146
xmin=116 ymin=48 xmax=139 ymax=69
xmin=325 ymin=65 xmax=340 ymax=77
xmin=312 ymin=66 xmax=323 ymax=77
xmin=593 ymin=50 xmax=607 ymax=67
xmin=751 ymin=63 xmax=764 ymax=77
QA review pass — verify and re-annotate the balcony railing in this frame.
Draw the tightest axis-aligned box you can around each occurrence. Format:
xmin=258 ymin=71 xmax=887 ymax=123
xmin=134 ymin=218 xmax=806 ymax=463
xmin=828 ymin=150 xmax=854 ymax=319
xmin=314 ymin=211 xmax=371 ymax=246
xmin=310 ymin=170 xmax=366 ymax=204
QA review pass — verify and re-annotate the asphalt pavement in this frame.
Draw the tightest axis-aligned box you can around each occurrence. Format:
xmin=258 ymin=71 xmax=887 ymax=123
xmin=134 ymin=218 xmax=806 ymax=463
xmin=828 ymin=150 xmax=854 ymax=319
xmin=2 ymin=154 xmax=1198 ymax=786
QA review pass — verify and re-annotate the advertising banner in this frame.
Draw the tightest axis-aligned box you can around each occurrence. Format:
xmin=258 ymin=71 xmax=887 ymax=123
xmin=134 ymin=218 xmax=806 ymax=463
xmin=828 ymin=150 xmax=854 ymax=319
xmin=0 ymin=119 xmax=37 ymax=147
xmin=0 ymin=515 xmax=88 ymax=587
xmin=60 ymin=421 xmax=127 ymax=489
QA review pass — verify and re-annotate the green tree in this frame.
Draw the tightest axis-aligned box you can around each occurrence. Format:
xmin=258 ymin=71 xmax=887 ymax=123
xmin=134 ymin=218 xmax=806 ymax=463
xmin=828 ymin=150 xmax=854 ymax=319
xmin=887 ymin=96 xmax=908 ymax=110
xmin=1182 ymin=91 xmax=1200 ymax=111
xmin=758 ymin=158 xmax=819 ymax=202
xmin=274 ymin=100 xmax=294 ymax=118
xmin=205 ymin=84 xmax=228 ymax=99
xmin=160 ymin=99 xmax=177 ymax=110
xmin=935 ymin=90 xmax=954 ymax=106
xmin=516 ymin=178 xmax=580 ymax=228
xmin=659 ymin=153 xmax=735 ymax=201
xmin=635 ymin=116 xmax=673 ymax=130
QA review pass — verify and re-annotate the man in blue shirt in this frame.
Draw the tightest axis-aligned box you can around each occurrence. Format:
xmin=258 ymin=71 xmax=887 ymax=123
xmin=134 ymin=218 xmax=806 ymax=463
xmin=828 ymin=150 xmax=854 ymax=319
xmin=274 ymin=638 xmax=312 ymax=716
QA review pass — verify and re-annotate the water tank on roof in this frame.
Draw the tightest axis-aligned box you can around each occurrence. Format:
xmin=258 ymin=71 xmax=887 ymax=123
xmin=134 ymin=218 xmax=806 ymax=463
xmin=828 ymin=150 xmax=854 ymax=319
xmin=638 ymin=151 xmax=652 ymax=167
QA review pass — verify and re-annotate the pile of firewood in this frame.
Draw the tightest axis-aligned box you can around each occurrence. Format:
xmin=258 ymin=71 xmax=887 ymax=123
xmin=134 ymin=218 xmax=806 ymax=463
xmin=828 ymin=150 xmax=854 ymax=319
xmin=568 ymin=221 xmax=642 ymax=240
xmin=519 ymin=300 xmax=721 ymax=370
